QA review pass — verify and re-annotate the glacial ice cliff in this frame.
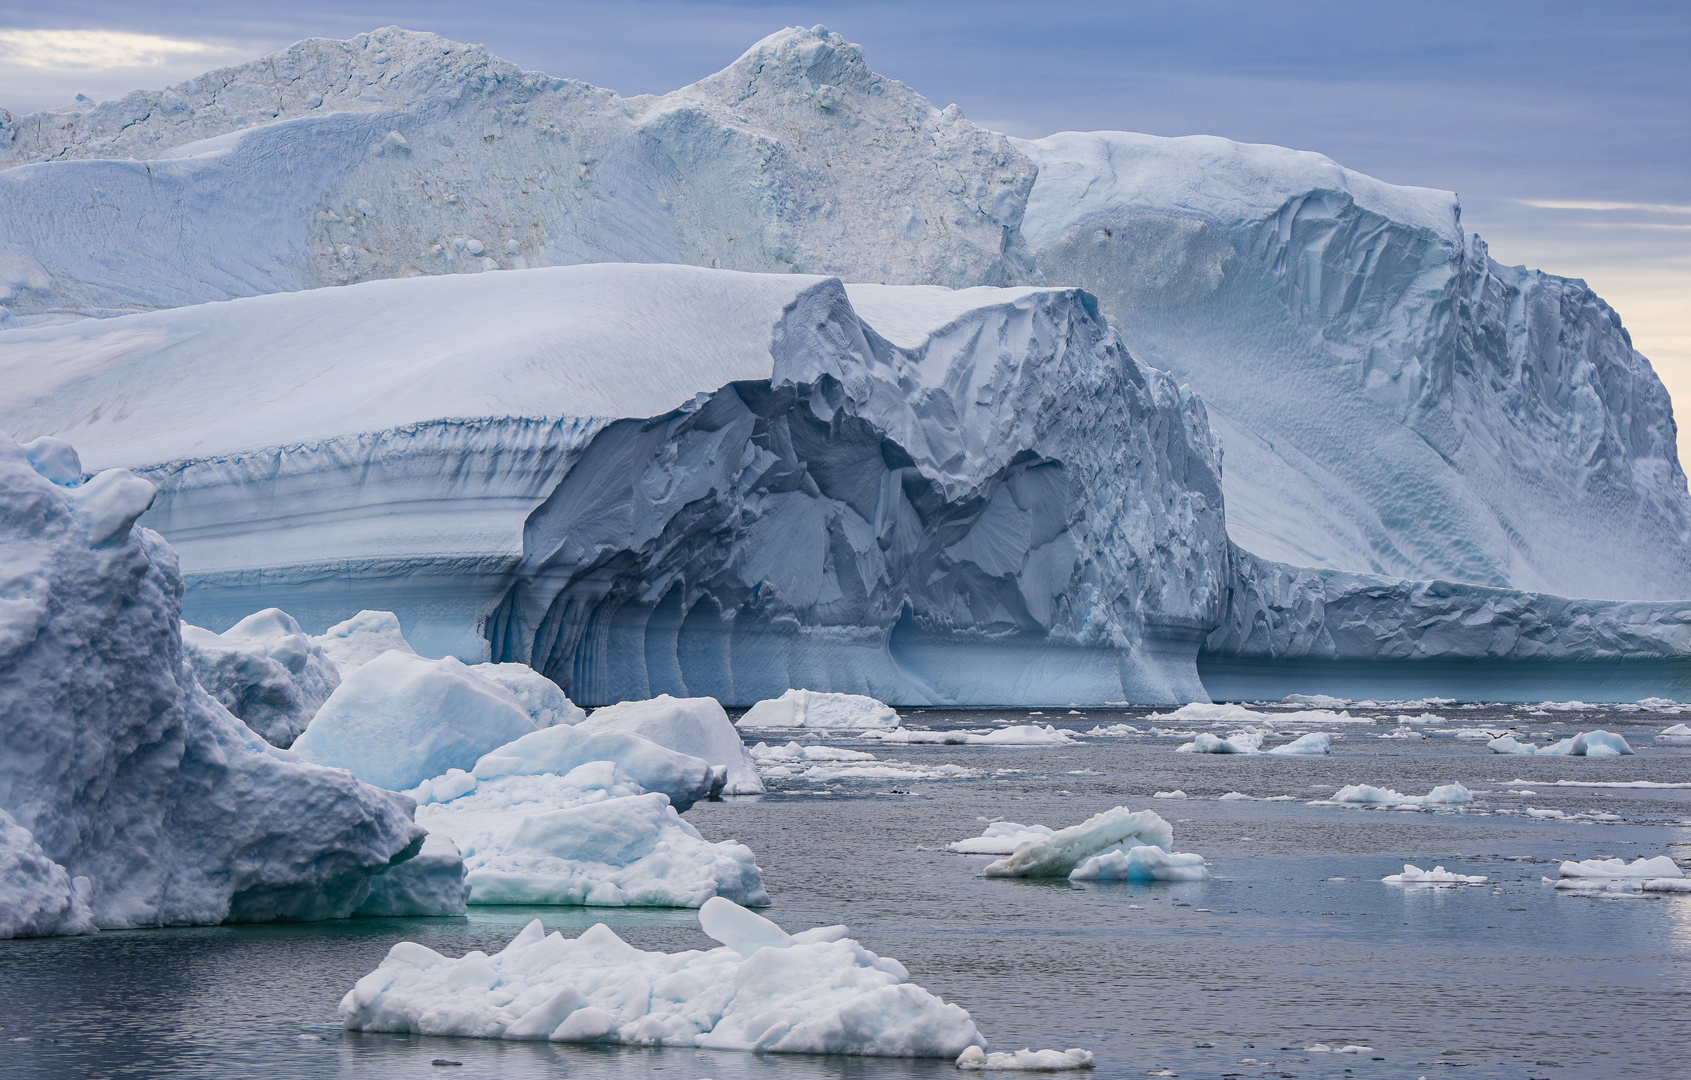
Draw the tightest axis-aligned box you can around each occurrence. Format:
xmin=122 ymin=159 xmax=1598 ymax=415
xmin=1013 ymin=132 xmax=1691 ymax=601
xmin=0 ymin=432 xmax=425 ymax=930
xmin=2 ymin=24 xmax=1687 ymax=700
xmin=0 ymin=263 xmax=1228 ymax=704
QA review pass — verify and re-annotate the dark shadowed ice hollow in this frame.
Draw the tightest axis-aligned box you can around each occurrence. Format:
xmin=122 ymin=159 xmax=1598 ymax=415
xmin=1 ymin=705 xmax=1687 ymax=1079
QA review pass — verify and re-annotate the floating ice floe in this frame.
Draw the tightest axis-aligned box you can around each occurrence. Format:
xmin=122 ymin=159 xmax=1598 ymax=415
xmin=1331 ymin=783 xmax=1473 ymax=807
xmin=981 ymin=807 xmax=1182 ymax=879
xmin=1280 ymin=694 xmax=1350 ymax=708
xmin=750 ymin=741 xmax=878 ymax=764
xmin=340 ymin=897 xmax=986 ymax=1056
xmin=1084 ymin=723 xmax=1142 ymax=737
xmin=1503 ymin=778 xmax=1691 ymax=789
xmin=0 ymin=809 xmax=97 ymax=938
xmin=1658 ymin=723 xmax=1691 ymax=744
xmin=1152 ymin=790 xmax=1188 ymax=799
xmin=737 ymin=689 xmax=901 ymax=730
xmin=1495 ymin=728 xmax=1646 ymax=756
xmin=1177 ymin=730 xmax=1331 ymax=755
xmin=581 ymin=695 xmax=763 ymax=795
xmin=1381 ymin=864 xmax=1488 ymax=885
xmin=292 ymin=651 xmax=540 ymax=792
xmin=1069 ymin=846 xmax=1209 ymax=882
xmin=947 ymin=822 xmax=1056 ymax=855
xmin=863 ymin=725 xmax=1076 ymax=746
xmin=1307 ymin=1044 xmax=1375 ymax=1054
xmin=1550 ymin=856 xmax=1689 ymax=893
xmin=956 ymin=1046 xmax=1096 ymax=1071
xmin=181 ymin=608 xmax=341 ymax=747
xmin=408 ymin=724 xmax=762 ymax=907
xmin=749 ymin=743 xmax=973 ymax=782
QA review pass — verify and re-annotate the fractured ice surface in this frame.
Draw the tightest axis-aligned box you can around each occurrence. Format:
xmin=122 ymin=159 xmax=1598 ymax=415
xmin=181 ymin=608 xmax=340 ymax=747
xmin=737 ymin=688 xmax=901 ymax=730
xmin=0 ymin=432 xmax=423 ymax=933
xmin=956 ymin=1046 xmax=1096 ymax=1071
xmin=0 ymin=809 xmax=97 ymax=938
xmin=292 ymin=651 xmax=540 ymax=792
xmin=340 ymin=897 xmax=982 ymax=1055
xmin=355 ymin=832 xmax=470 ymax=917
xmin=580 ymin=695 xmax=763 ymax=795
xmin=0 ymin=262 xmax=1228 ymax=704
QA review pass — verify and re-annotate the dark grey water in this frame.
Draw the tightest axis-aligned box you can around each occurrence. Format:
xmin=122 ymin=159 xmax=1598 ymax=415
xmin=3 ymin=706 xmax=1687 ymax=1080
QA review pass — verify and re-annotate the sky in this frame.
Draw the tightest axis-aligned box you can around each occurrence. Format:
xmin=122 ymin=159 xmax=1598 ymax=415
xmin=1 ymin=0 xmax=1687 ymax=439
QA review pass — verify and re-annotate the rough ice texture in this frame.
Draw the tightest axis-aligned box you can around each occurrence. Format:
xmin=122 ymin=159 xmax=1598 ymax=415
xmin=0 ymin=26 xmax=1034 ymax=321
xmin=355 ymin=831 xmax=470 ymax=917
xmin=1558 ymin=856 xmax=1681 ymax=880
xmin=181 ymin=607 xmax=341 ymax=747
xmin=1539 ymin=730 xmax=1634 ymax=756
xmin=1 ymin=262 xmax=1227 ymax=704
xmin=1014 ymin=131 xmax=1691 ymax=602
xmin=459 ymin=723 xmax=724 ymax=813
xmin=313 ymin=610 xmax=419 ymax=672
xmin=0 ymin=808 xmax=98 ymax=938
xmin=470 ymin=662 xmax=585 ymax=728
xmin=982 ymin=807 xmax=1174 ymax=878
xmin=1205 ymin=548 xmax=1691 ymax=662
xmin=291 ymin=651 xmax=539 ymax=791
xmin=1176 ymin=730 xmax=1331 ymax=755
xmin=415 ymin=756 xmax=765 ymax=908
xmin=580 ymin=695 xmax=763 ymax=795
xmin=956 ymin=1046 xmax=1096 ymax=1071
xmin=863 ymin=724 xmax=1075 ymax=746
xmin=737 ymin=688 xmax=901 ymax=729
xmin=0 ymin=432 xmax=423 ymax=931
xmin=1068 ymin=845 xmax=1209 ymax=883
xmin=340 ymin=897 xmax=981 ymax=1054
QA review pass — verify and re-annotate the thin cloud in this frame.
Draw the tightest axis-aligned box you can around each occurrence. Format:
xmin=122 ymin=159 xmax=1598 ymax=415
xmin=0 ymin=28 xmax=227 ymax=70
xmin=1520 ymin=198 xmax=1691 ymax=215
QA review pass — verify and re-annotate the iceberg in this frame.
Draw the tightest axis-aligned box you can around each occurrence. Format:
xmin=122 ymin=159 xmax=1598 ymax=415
xmin=1487 ymin=735 xmax=1540 ymax=755
xmin=579 ymin=695 xmax=763 ymax=795
xmin=982 ymin=807 xmax=1176 ymax=878
xmin=948 ymin=822 xmax=1057 ymax=855
xmin=1068 ymin=846 xmax=1210 ymax=883
xmin=1659 ymin=723 xmax=1691 ymax=744
xmin=181 ymin=607 xmax=341 ymax=747
xmin=1381 ymin=864 xmax=1487 ymax=885
xmin=1331 ymin=783 xmax=1473 ymax=807
xmin=1556 ymin=856 xmax=1682 ymax=881
xmin=0 ymin=432 xmax=423 ymax=932
xmin=956 ymin=1046 xmax=1096 ymax=1071
xmin=738 ymin=688 xmax=901 ymax=730
xmin=291 ymin=651 xmax=540 ymax=792
xmin=1538 ymin=730 xmax=1635 ymax=757
xmin=340 ymin=897 xmax=984 ymax=1056
xmin=1176 ymin=730 xmax=1330 ymax=755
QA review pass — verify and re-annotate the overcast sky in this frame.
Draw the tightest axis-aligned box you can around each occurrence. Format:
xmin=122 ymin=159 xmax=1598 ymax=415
xmin=2 ymin=0 xmax=1687 ymax=430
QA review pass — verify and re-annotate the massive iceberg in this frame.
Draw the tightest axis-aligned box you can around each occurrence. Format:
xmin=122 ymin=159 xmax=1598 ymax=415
xmin=0 ymin=263 xmax=1229 ymax=705
xmin=0 ymin=432 xmax=425 ymax=931
xmin=3 ymin=24 xmax=1688 ymax=701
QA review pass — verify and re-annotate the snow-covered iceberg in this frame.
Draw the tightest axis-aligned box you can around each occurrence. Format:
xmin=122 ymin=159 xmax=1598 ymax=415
xmin=0 ymin=433 xmax=423 ymax=932
xmin=292 ymin=651 xmax=540 ymax=792
xmin=0 ymin=262 xmax=1228 ymax=705
xmin=948 ymin=822 xmax=1056 ymax=855
xmin=181 ymin=607 xmax=340 ymax=747
xmin=738 ymin=688 xmax=901 ymax=730
xmin=580 ymin=695 xmax=763 ymax=795
xmin=863 ymin=725 xmax=1076 ymax=746
xmin=340 ymin=896 xmax=984 ymax=1056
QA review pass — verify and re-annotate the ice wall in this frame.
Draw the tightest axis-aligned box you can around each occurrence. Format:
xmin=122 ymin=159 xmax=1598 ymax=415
xmin=0 ymin=26 xmax=1033 ymax=322
xmin=0 ymin=432 xmax=424 ymax=930
xmin=0 ymin=264 xmax=1228 ymax=704
xmin=1013 ymin=132 xmax=1691 ymax=601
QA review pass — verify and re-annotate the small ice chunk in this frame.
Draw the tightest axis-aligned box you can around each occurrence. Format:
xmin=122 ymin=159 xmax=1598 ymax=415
xmin=866 ymin=724 xmax=1075 ymax=746
xmin=1068 ymin=845 xmax=1209 ymax=882
xmin=1487 ymin=735 xmax=1539 ymax=755
xmin=1218 ymin=791 xmax=1255 ymax=801
xmin=1152 ymin=790 xmax=1187 ymax=799
xmin=1558 ymin=855 xmax=1682 ymax=880
xmin=983 ymin=807 xmax=1174 ymax=878
xmin=1657 ymin=723 xmax=1691 ymax=744
xmin=1382 ymin=864 xmax=1487 ymax=884
xmin=697 ymin=894 xmax=792 ymax=956
xmin=1266 ymin=731 xmax=1331 ymax=755
xmin=1332 ymin=782 xmax=1472 ymax=807
xmin=956 ymin=1045 xmax=1096 ymax=1070
xmin=738 ymin=688 xmax=901 ymax=729
xmin=948 ymin=822 xmax=1056 ymax=855
xmin=1537 ymin=730 xmax=1635 ymax=757
xmin=582 ymin=694 xmax=762 ymax=794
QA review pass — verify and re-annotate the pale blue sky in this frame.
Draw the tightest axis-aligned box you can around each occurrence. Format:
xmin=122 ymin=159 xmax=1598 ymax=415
xmin=2 ymin=0 xmax=1687 ymax=416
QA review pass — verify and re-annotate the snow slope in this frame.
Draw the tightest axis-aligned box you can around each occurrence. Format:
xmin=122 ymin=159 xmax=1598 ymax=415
xmin=1014 ymin=131 xmax=1691 ymax=601
xmin=0 ymin=263 xmax=1229 ymax=705
xmin=0 ymin=26 xmax=1033 ymax=321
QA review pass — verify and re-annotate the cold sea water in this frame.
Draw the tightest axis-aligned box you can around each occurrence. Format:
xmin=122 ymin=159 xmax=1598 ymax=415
xmin=1 ymin=704 xmax=1686 ymax=1080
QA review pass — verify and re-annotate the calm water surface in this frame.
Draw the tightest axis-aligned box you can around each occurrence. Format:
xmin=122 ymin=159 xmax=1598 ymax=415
xmin=2 ymin=706 xmax=1687 ymax=1080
